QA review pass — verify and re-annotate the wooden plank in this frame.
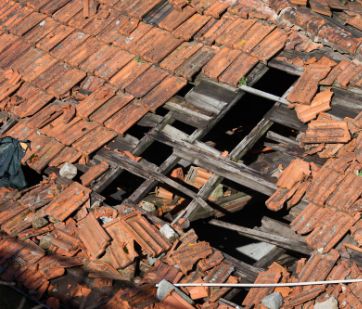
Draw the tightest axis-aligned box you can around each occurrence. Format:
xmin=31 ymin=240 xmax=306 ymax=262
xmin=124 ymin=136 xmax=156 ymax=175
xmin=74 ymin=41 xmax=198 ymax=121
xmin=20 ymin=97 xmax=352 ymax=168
xmin=209 ymin=219 xmax=311 ymax=255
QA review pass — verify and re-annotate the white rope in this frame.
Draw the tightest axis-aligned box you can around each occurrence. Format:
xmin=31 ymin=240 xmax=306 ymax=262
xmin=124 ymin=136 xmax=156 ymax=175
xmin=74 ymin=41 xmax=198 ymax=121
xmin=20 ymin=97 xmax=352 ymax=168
xmin=156 ymin=278 xmax=362 ymax=288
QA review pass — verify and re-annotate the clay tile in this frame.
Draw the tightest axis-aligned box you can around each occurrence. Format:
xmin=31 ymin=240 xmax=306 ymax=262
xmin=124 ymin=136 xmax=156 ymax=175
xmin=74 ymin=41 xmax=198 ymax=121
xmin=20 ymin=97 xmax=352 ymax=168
xmin=77 ymin=212 xmax=111 ymax=259
xmin=80 ymin=161 xmax=110 ymax=187
xmin=277 ymin=159 xmax=311 ymax=190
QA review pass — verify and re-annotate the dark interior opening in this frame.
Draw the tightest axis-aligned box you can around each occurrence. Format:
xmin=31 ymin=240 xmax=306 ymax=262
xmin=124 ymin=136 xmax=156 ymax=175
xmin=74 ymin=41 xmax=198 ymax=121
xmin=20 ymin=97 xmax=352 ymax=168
xmin=140 ymin=141 xmax=173 ymax=166
xmin=201 ymin=69 xmax=298 ymax=152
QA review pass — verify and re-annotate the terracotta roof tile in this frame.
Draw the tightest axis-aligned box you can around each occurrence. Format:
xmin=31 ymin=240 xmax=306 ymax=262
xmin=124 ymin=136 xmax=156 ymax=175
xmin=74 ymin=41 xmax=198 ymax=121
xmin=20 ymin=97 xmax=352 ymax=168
xmin=73 ymin=125 xmax=117 ymax=155
xmin=284 ymin=286 xmax=326 ymax=308
xmin=53 ymin=0 xmax=82 ymax=23
xmin=0 ymin=33 xmax=18 ymax=54
xmin=22 ymin=52 xmax=58 ymax=83
xmin=198 ymin=13 xmax=237 ymax=45
xmin=218 ymin=52 xmax=258 ymax=86
xmin=124 ymin=212 xmax=171 ymax=257
xmin=0 ymin=38 xmax=31 ymax=69
xmin=170 ymin=241 xmax=212 ymax=273
xmin=44 ymin=118 xmax=99 ymax=146
xmin=299 ymin=249 xmax=339 ymax=283
xmin=40 ymin=0 xmax=73 ymax=15
xmin=115 ymin=22 xmax=153 ymax=51
xmin=336 ymin=62 xmax=362 ymax=89
xmin=159 ymin=6 xmax=196 ymax=31
xmin=277 ymin=159 xmax=310 ymax=190
xmin=302 ymin=118 xmax=351 ymax=144
xmin=242 ymin=263 xmax=285 ymax=307
xmin=76 ymin=84 xmax=116 ymax=118
xmin=305 ymin=211 xmax=359 ymax=252
xmin=233 ymin=22 xmax=275 ymax=52
xmin=39 ymin=182 xmax=91 ymax=222
xmin=287 ymin=64 xmax=333 ymax=104
xmin=103 ymin=217 xmax=138 ymax=269
xmin=80 ymin=45 xmax=119 ymax=74
xmin=292 ymin=203 xmax=329 ymax=234
xmin=1 ymin=208 xmax=34 ymax=236
xmin=134 ymin=28 xmax=183 ymax=63
xmin=23 ymin=17 xmax=59 ymax=44
xmin=26 ymin=0 xmax=53 ymax=11
xmin=318 ymin=23 xmax=359 ymax=54
xmin=176 ymin=46 xmax=216 ymax=80
xmin=48 ymin=146 xmax=81 ymax=167
xmin=94 ymin=49 xmax=133 ymax=79
xmin=174 ymin=13 xmax=211 ymax=41
xmin=27 ymin=137 xmax=65 ymax=173
xmin=46 ymin=68 xmax=86 ymax=97
xmin=50 ymin=31 xmax=89 ymax=61
xmin=160 ymin=42 xmax=203 ymax=73
xmin=319 ymin=60 xmax=350 ymax=86
xmin=10 ymin=12 xmax=46 ymax=36
xmin=90 ymin=93 xmax=134 ymax=124
xmin=80 ymin=161 xmax=110 ymax=187
xmin=309 ymin=0 xmax=332 ymax=16
xmin=142 ymin=75 xmax=187 ymax=112
xmin=77 ymin=212 xmax=111 ymax=259
xmin=110 ymin=58 xmax=151 ymax=89
xmin=202 ymin=47 xmax=242 ymax=80
xmin=11 ymin=48 xmax=46 ymax=75
xmin=215 ymin=18 xmax=255 ymax=47
xmin=251 ymin=28 xmax=289 ymax=61
xmin=126 ymin=66 xmax=169 ymax=98
xmin=204 ymin=1 xmax=229 ymax=18
xmin=198 ymin=249 xmax=224 ymax=272
xmin=0 ymin=3 xmax=32 ymax=31
xmin=64 ymin=37 xmax=102 ymax=67
xmin=327 ymin=173 xmax=362 ymax=211
xmin=126 ymin=0 xmax=163 ymax=19
xmin=0 ymin=201 xmax=27 ymax=226
xmin=104 ymin=100 xmax=148 ymax=135
xmin=36 ymin=24 xmax=74 ymax=52
xmin=44 ymin=227 xmax=81 ymax=257
xmin=82 ymin=10 xmax=120 ymax=36
xmin=295 ymin=89 xmax=333 ymax=123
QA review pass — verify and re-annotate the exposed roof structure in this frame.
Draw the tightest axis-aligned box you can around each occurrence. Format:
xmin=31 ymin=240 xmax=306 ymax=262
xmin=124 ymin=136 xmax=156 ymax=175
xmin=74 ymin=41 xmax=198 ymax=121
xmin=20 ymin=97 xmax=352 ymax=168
xmin=1 ymin=0 xmax=362 ymax=308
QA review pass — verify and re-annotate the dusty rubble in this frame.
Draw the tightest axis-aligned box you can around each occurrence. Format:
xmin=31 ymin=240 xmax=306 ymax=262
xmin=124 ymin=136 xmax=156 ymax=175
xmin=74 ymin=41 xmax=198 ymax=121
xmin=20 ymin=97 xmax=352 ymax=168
xmin=0 ymin=0 xmax=362 ymax=308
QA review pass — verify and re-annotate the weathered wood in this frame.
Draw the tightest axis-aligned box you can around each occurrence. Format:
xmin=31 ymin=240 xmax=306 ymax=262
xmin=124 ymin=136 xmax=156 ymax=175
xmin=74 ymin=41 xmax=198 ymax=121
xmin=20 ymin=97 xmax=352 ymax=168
xmin=209 ymin=219 xmax=311 ymax=255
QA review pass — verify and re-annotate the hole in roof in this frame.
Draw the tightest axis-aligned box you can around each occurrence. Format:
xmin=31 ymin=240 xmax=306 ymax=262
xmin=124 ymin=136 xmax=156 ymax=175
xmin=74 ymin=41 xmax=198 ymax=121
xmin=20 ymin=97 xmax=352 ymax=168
xmin=102 ymin=171 xmax=145 ymax=206
xmin=140 ymin=141 xmax=173 ymax=166
xmin=171 ymin=120 xmax=195 ymax=135
xmin=22 ymin=165 xmax=43 ymax=187
xmin=201 ymin=69 xmax=298 ymax=152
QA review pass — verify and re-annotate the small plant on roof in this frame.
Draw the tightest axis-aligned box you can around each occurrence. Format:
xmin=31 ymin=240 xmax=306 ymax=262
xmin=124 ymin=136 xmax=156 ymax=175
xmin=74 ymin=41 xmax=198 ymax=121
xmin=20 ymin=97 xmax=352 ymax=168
xmin=238 ymin=77 xmax=248 ymax=87
xmin=356 ymin=169 xmax=362 ymax=177
xmin=134 ymin=55 xmax=143 ymax=63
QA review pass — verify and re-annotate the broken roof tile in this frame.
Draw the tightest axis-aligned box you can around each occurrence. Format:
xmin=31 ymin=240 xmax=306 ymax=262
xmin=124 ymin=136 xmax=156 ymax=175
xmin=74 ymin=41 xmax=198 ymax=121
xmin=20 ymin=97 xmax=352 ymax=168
xmin=218 ymin=52 xmax=258 ymax=86
xmin=39 ymin=182 xmax=91 ymax=222
xmin=170 ymin=241 xmax=212 ymax=273
xmin=277 ymin=159 xmax=310 ymax=190
xmin=122 ymin=212 xmax=171 ymax=257
xmin=125 ymin=66 xmax=169 ymax=98
xmin=202 ymin=47 xmax=241 ymax=80
xmin=295 ymin=88 xmax=333 ymax=123
xmin=302 ymin=118 xmax=351 ymax=144
xmin=72 ymin=126 xmax=117 ymax=155
xmin=142 ymin=75 xmax=187 ymax=112
xmin=77 ymin=212 xmax=110 ymax=259
xmin=287 ymin=64 xmax=333 ymax=104
xmin=48 ymin=147 xmax=81 ymax=167
xmin=174 ymin=13 xmax=211 ymax=41
xmin=76 ymin=84 xmax=116 ymax=119
xmin=80 ymin=161 xmax=110 ymax=187
xmin=336 ymin=62 xmax=362 ymax=89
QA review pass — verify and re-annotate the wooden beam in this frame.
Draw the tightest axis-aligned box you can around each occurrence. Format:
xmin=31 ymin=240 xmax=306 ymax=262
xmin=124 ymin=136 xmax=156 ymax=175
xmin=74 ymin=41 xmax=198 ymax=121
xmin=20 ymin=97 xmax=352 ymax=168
xmin=209 ymin=219 xmax=311 ymax=255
